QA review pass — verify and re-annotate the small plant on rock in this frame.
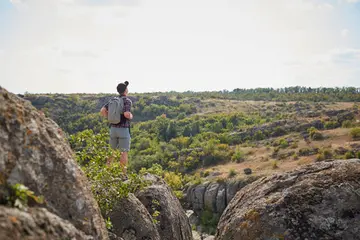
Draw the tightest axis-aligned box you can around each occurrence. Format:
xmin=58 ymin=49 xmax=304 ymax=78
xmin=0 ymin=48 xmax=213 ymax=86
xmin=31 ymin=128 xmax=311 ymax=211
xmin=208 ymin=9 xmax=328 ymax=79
xmin=8 ymin=183 xmax=44 ymax=210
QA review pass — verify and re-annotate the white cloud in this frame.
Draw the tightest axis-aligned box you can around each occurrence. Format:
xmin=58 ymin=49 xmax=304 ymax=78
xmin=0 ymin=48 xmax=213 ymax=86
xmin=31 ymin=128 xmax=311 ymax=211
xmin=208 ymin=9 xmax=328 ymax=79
xmin=1 ymin=0 xmax=359 ymax=93
xmin=330 ymin=48 xmax=360 ymax=63
xmin=345 ymin=0 xmax=360 ymax=3
xmin=341 ymin=29 xmax=349 ymax=37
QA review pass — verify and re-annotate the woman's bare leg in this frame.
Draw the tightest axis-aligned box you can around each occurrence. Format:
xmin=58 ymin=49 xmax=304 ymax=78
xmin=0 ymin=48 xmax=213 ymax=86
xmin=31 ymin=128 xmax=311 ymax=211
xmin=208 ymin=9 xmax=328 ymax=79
xmin=120 ymin=152 xmax=128 ymax=174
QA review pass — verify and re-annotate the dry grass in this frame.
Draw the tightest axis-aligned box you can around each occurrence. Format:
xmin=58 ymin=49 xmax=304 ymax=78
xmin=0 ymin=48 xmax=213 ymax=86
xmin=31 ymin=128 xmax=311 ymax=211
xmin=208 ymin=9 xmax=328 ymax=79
xmin=199 ymin=126 xmax=360 ymax=180
xmin=194 ymin=101 xmax=360 ymax=179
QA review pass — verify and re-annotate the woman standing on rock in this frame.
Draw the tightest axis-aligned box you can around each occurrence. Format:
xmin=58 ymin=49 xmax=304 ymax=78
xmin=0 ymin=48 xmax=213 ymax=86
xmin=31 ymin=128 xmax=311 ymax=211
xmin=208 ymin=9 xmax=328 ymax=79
xmin=100 ymin=81 xmax=133 ymax=173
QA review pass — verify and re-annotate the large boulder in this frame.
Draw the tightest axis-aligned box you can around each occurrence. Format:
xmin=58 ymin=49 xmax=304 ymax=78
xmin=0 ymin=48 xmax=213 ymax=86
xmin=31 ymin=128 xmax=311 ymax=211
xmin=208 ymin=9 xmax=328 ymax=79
xmin=0 ymin=87 xmax=108 ymax=239
xmin=0 ymin=206 xmax=92 ymax=240
xmin=136 ymin=174 xmax=192 ymax=240
xmin=107 ymin=193 xmax=161 ymax=240
xmin=186 ymin=178 xmax=259 ymax=218
xmin=216 ymin=159 xmax=360 ymax=240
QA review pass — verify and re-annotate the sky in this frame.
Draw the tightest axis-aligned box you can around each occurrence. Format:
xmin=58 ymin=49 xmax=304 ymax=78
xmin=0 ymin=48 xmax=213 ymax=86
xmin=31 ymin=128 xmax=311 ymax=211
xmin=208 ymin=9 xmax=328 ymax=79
xmin=0 ymin=0 xmax=360 ymax=94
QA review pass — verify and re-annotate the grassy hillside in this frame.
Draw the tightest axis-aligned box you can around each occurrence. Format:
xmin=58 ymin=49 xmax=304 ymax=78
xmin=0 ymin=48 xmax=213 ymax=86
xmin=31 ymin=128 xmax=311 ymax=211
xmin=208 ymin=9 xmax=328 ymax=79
xmin=23 ymin=89 xmax=360 ymax=177
xmin=22 ymin=87 xmax=360 ymax=233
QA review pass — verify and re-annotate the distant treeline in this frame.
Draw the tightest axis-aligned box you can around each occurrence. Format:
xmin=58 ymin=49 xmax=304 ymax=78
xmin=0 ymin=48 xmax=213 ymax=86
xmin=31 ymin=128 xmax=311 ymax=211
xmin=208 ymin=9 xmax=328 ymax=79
xmin=145 ymin=86 xmax=360 ymax=102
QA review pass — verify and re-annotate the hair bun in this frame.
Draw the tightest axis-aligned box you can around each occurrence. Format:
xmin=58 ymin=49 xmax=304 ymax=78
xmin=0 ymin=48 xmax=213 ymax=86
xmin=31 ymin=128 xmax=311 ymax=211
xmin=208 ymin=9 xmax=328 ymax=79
xmin=124 ymin=81 xmax=129 ymax=86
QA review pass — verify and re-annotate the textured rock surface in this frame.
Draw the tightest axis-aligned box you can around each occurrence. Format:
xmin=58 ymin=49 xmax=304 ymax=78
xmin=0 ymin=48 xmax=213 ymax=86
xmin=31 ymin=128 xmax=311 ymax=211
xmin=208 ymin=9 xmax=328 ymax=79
xmin=136 ymin=174 xmax=192 ymax=240
xmin=215 ymin=184 xmax=227 ymax=214
xmin=0 ymin=87 xmax=108 ymax=239
xmin=108 ymin=193 xmax=160 ymax=240
xmin=186 ymin=177 xmax=258 ymax=218
xmin=216 ymin=159 xmax=360 ymax=240
xmin=0 ymin=206 xmax=92 ymax=240
xmin=225 ymin=180 xmax=240 ymax=205
xmin=203 ymin=182 xmax=219 ymax=213
xmin=191 ymin=182 xmax=210 ymax=215
xmin=108 ymin=232 xmax=124 ymax=240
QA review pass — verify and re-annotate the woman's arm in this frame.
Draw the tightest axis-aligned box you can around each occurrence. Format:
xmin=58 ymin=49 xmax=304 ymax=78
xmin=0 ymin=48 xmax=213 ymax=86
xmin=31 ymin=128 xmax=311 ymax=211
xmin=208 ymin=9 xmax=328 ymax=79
xmin=124 ymin=112 xmax=133 ymax=119
xmin=100 ymin=106 xmax=108 ymax=117
xmin=123 ymin=98 xmax=133 ymax=119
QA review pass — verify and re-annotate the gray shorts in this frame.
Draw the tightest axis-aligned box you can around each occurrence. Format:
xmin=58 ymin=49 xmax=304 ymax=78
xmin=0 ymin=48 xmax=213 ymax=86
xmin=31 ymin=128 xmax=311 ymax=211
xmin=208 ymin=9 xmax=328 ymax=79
xmin=109 ymin=127 xmax=131 ymax=152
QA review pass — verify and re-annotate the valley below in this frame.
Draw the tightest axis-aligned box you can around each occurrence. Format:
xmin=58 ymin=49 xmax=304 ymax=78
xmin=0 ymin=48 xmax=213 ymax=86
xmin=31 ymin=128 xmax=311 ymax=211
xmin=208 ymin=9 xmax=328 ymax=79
xmin=1 ymin=86 xmax=360 ymax=240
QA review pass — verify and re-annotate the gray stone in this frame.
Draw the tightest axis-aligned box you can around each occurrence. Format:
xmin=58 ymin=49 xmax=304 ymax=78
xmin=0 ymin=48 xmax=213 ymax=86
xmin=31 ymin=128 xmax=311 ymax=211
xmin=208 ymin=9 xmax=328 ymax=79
xmin=226 ymin=180 xmax=239 ymax=205
xmin=0 ymin=206 xmax=92 ymax=240
xmin=186 ymin=210 xmax=199 ymax=226
xmin=0 ymin=87 xmax=108 ymax=240
xmin=136 ymin=174 xmax=192 ymax=240
xmin=203 ymin=182 xmax=219 ymax=212
xmin=108 ymin=193 xmax=160 ymax=240
xmin=215 ymin=183 xmax=226 ymax=214
xmin=192 ymin=182 xmax=210 ymax=215
xmin=204 ymin=236 xmax=215 ymax=240
xmin=244 ymin=168 xmax=252 ymax=175
xmin=216 ymin=159 xmax=360 ymax=240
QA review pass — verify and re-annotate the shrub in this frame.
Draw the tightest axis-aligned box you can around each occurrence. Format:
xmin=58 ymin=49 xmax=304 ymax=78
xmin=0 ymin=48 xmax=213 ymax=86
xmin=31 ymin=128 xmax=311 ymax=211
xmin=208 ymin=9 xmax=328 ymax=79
xmin=322 ymin=149 xmax=333 ymax=159
xmin=324 ymin=121 xmax=339 ymax=130
xmin=203 ymin=170 xmax=211 ymax=177
xmin=254 ymin=130 xmax=265 ymax=141
xmin=311 ymin=131 xmax=324 ymax=141
xmin=272 ymin=147 xmax=280 ymax=155
xmin=228 ymin=169 xmax=237 ymax=178
xmin=345 ymin=151 xmax=355 ymax=159
xmin=308 ymin=127 xmax=323 ymax=140
xmin=279 ymin=138 xmax=289 ymax=149
xmin=164 ymin=171 xmax=183 ymax=191
xmin=316 ymin=153 xmax=325 ymax=162
xmin=299 ymin=147 xmax=311 ymax=156
xmin=232 ymin=149 xmax=245 ymax=163
xmin=292 ymin=153 xmax=299 ymax=160
xmin=357 ymin=152 xmax=360 ymax=159
xmin=177 ymin=112 xmax=186 ymax=120
xmin=342 ymin=120 xmax=353 ymax=128
xmin=350 ymin=128 xmax=360 ymax=140
xmin=273 ymin=126 xmax=287 ymax=137
xmin=216 ymin=177 xmax=226 ymax=184
xmin=290 ymin=142 xmax=298 ymax=149
xmin=139 ymin=164 xmax=164 ymax=176
xmin=200 ymin=210 xmax=219 ymax=235
xmin=271 ymin=160 xmax=278 ymax=169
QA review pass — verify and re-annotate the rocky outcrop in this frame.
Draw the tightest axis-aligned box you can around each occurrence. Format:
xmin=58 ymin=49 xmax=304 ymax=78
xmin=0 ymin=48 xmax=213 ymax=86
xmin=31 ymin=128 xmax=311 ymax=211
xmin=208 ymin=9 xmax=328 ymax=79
xmin=203 ymin=182 xmax=219 ymax=213
xmin=107 ymin=193 xmax=161 ymax=240
xmin=186 ymin=177 xmax=258 ymax=217
xmin=216 ymin=159 xmax=360 ymax=240
xmin=0 ymin=87 xmax=108 ymax=239
xmin=135 ymin=174 xmax=192 ymax=240
xmin=215 ymin=184 xmax=226 ymax=214
xmin=189 ymin=182 xmax=210 ymax=215
xmin=0 ymin=206 xmax=92 ymax=240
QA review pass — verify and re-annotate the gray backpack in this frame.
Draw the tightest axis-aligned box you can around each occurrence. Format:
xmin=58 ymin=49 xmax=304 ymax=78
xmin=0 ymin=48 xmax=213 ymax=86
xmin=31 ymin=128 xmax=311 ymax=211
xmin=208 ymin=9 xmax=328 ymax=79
xmin=107 ymin=97 xmax=125 ymax=124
